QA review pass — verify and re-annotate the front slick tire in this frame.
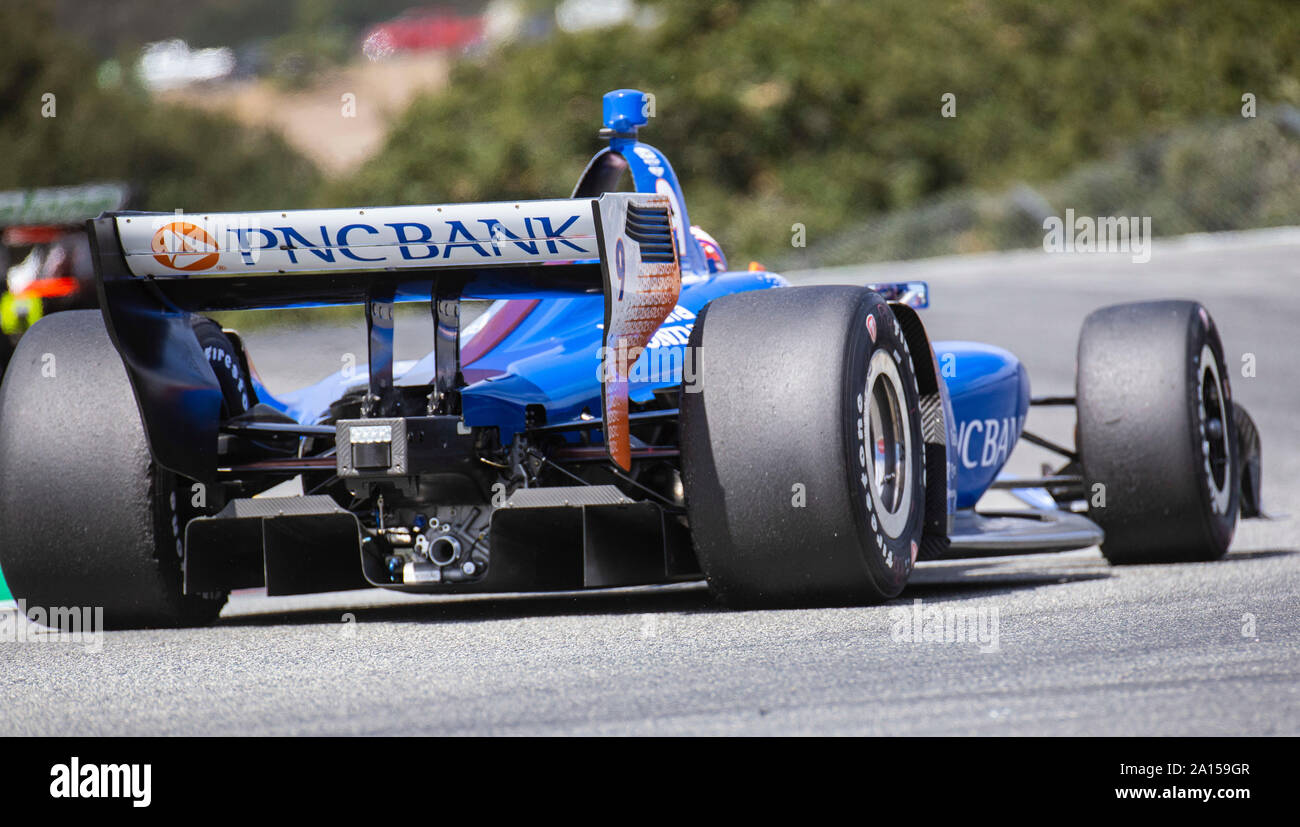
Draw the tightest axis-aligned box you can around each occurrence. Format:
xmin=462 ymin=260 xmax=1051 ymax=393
xmin=681 ymin=286 xmax=926 ymax=607
xmin=0 ymin=310 xmax=226 ymax=629
xmin=1077 ymin=300 xmax=1240 ymax=564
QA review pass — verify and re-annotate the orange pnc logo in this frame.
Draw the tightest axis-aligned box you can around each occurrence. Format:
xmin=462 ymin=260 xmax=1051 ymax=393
xmin=151 ymin=222 xmax=219 ymax=271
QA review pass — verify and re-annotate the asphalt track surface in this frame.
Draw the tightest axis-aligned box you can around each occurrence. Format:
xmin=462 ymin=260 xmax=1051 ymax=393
xmin=2 ymin=229 xmax=1297 ymax=735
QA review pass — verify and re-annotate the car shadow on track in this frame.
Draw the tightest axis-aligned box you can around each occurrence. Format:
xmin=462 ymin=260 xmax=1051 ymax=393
xmin=898 ymin=547 xmax=1296 ymax=603
xmin=216 ymin=583 xmax=717 ymax=628
xmin=215 ymin=555 xmax=1126 ymax=627
xmin=1220 ymin=548 xmax=1297 ymax=561
xmin=216 ymin=549 xmax=1295 ymax=628
xmin=902 ymin=569 xmax=1112 ymax=602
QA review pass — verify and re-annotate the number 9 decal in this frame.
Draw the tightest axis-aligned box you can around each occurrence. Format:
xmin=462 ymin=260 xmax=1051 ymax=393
xmin=614 ymin=237 xmax=627 ymax=300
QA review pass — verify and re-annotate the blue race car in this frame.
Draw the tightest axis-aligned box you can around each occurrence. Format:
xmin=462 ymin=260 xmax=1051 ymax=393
xmin=0 ymin=90 xmax=1265 ymax=627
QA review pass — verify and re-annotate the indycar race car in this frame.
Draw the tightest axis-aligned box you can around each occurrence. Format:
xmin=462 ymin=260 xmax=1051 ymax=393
xmin=0 ymin=90 xmax=1265 ymax=627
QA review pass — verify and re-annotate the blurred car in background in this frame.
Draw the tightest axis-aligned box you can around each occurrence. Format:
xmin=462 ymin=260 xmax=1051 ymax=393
xmin=0 ymin=183 xmax=130 ymax=376
xmin=362 ymin=9 xmax=484 ymax=59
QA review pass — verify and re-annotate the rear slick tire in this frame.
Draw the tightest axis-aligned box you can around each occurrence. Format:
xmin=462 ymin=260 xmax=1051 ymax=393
xmin=1076 ymin=300 xmax=1239 ymax=564
xmin=680 ymin=286 xmax=927 ymax=607
xmin=0 ymin=311 xmax=235 ymax=628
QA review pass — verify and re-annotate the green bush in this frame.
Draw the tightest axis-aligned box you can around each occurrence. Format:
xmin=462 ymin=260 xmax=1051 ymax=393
xmin=781 ymin=112 xmax=1300 ymax=267
xmin=337 ymin=0 xmax=1300 ymax=263
xmin=0 ymin=3 xmax=320 ymax=212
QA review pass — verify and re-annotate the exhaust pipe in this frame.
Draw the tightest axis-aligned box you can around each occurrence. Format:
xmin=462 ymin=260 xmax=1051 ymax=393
xmin=422 ymin=534 xmax=461 ymax=566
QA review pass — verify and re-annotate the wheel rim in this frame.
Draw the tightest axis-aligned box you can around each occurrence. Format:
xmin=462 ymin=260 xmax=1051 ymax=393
xmin=1197 ymin=343 xmax=1231 ymax=514
xmin=865 ymin=350 xmax=913 ymax=539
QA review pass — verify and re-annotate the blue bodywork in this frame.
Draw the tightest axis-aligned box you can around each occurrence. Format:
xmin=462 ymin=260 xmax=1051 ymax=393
xmin=253 ymin=89 xmax=1031 ymax=512
xmin=933 ymin=343 xmax=1031 ymax=508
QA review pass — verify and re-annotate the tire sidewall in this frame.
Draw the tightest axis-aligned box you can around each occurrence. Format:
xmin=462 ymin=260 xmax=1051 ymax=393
xmin=843 ymin=293 xmax=927 ymax=596
xmin=1186 ymin=305 xmax=1239 ymax=551
xmin=193 ymin=318 xmax=251 ymax=415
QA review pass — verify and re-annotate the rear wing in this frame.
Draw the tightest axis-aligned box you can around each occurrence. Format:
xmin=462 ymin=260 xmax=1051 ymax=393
xmin=96 ymin=193 xmax=674 ymax=303
xmin=87 ymin=192 xmax=681 ymax=478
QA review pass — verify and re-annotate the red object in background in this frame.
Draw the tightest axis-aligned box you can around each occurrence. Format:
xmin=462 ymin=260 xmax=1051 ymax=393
xmin=363 ymin=12 xmax=484 ymax=56
xmin=3 ymin=226 xmax=64 ymax=246
xmin=15 ymin=277 xmax=79 ymax=300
